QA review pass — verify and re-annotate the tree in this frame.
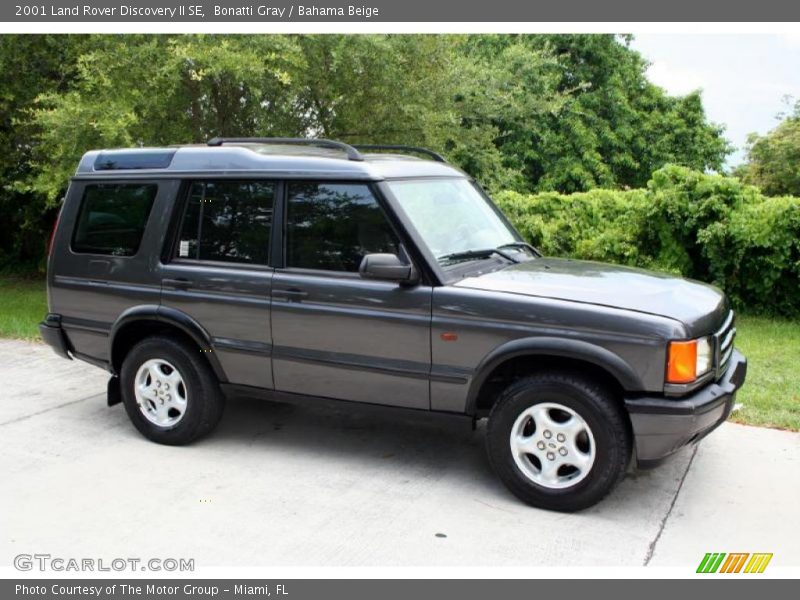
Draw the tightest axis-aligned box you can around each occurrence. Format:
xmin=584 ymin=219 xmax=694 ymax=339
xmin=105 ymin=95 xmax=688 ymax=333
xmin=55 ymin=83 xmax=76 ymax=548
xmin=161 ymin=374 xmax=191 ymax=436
xmin=290 ymin=35 xmax=457 ymax=143
xmin=472 ymin=34 xmax=731 ymax=193
xmin=506 ymin=35 xmax=729 ymax=192
xmin=0 ymin=35 xmax=90 ymax=267
xmin=737 ymin=100 xmax=800 ymax=196
xmin=19 ymin=35 xmax=304 ymax=202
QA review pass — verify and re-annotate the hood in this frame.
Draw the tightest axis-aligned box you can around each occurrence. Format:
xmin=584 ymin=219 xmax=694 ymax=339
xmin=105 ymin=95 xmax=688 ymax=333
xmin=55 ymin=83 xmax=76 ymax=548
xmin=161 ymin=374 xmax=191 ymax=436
xmin=454 ymin=257 xmax=728 ymax=336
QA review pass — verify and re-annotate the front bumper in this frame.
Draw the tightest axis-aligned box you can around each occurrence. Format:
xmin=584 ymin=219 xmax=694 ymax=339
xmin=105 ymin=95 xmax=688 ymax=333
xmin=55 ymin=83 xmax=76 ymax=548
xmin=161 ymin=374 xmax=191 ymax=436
xmin=625 ymin=349 xmax=747 ymax=466
xmin=39 ymin=313 xmax=72 ymax=360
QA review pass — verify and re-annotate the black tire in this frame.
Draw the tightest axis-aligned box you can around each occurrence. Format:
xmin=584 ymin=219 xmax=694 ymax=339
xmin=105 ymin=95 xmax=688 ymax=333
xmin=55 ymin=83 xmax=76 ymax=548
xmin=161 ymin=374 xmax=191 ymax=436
xmin=120 ymin=335 xmax=225 ymax=445
xmin=485 ymin=371 xmax=631 ymax=512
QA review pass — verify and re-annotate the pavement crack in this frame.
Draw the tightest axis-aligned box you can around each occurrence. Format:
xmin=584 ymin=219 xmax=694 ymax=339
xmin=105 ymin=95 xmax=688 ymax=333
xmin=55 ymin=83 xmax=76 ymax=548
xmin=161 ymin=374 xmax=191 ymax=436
xmin=0 ymin=393 xmax=104 ymax=427
xmin=473 ymin=498 xmax=518 ymax=514
xmin=643 ymin=444 xmax=698 ymax=566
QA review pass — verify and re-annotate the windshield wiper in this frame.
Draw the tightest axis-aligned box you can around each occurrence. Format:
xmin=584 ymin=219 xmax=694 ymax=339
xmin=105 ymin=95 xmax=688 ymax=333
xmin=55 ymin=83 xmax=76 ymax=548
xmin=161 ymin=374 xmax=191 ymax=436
xmin=497 ymin=241 xmax=541 ymax=257
xmin=437 ymin=248 xmax=519 ymax=264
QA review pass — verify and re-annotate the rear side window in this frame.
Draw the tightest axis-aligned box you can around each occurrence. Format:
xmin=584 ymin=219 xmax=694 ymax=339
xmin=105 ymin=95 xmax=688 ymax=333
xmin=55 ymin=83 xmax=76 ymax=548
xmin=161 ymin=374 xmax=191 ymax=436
xmin=72 ymin=183 xmax=158 ymax=256
xmin=176 ymin=181 xmax=274 ymax=265
xmin=286 ymin=182 xmax=399 ymax=272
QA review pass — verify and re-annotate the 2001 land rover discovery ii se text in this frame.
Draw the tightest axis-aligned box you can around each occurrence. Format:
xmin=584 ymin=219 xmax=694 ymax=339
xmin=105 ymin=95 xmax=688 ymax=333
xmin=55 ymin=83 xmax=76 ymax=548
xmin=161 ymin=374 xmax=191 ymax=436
xmin=40 ymin=138 xmax=747 ymax=511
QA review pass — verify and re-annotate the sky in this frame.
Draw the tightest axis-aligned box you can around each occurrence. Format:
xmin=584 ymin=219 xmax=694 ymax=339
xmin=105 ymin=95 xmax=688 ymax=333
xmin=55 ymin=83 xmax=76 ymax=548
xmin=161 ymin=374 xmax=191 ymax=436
xmin=630 ymin=34 xmax=800 ymax=167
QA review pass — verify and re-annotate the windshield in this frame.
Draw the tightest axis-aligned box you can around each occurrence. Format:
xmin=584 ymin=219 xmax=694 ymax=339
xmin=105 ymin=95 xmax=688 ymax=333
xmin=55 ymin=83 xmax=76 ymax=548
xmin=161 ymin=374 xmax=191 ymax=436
xmin=387 ymin=178 xmax=521 ymax=266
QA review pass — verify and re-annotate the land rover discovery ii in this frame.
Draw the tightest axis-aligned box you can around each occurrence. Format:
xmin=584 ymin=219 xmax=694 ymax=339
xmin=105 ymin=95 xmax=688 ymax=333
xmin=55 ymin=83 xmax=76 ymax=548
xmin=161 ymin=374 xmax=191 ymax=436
xmin=40 ymin=138 xmax=747 ymax=511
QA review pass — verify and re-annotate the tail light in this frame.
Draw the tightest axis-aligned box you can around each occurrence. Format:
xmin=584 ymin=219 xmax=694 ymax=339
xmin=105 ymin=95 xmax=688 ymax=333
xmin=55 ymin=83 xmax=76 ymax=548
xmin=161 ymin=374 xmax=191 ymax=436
xmin=47 ymin=207 xmax=63 ymax=257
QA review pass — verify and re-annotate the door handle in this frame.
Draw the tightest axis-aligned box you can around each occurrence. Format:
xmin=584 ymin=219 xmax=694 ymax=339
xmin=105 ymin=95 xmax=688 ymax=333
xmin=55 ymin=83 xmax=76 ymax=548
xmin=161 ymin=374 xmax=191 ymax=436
xmin=272 ymin=288 xmax=308 ymax=301
xmin=87 ymin=259 xmax=110 ymax=276
xmin=163 ymin=278 xmax=193 ymax=290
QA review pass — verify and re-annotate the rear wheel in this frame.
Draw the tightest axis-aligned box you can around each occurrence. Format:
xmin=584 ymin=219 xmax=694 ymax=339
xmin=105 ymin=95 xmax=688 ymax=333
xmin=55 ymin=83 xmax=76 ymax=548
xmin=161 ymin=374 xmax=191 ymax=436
xmin=120 ymin=336 xmax=224 ymax=445
xmin=485 ymin=372 xmax=631 ymax=511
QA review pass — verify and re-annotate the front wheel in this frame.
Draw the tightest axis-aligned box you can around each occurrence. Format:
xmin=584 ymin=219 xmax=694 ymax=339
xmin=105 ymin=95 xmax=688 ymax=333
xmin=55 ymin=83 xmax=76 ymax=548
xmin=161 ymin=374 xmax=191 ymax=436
xmin=485 ymin=372 xmax=631 ymax=512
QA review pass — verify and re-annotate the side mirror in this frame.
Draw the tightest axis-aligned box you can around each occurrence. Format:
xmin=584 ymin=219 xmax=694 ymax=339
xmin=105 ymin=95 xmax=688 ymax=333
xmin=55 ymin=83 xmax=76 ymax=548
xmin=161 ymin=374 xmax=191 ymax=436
xmin=359 ymin=253 xmax=418 ymax=284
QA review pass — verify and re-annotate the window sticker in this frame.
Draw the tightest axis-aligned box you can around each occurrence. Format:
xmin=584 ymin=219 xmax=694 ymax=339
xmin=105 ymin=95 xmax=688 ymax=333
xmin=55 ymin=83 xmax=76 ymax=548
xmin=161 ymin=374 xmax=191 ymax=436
xmin=179 ymin=240 xmax=190 ymax=257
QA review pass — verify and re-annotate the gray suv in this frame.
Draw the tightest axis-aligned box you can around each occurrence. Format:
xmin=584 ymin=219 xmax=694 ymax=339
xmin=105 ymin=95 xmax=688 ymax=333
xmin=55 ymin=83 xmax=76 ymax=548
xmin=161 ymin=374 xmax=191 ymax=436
xmin=40 ymin=138 xmax=747 ymax=511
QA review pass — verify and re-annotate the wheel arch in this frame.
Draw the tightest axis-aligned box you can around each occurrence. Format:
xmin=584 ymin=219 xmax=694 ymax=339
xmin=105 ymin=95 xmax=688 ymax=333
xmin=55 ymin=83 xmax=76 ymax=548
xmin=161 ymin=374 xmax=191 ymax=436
xmin=109 ymin=305 xmax=228 ymax=383
xmin=465 ymin=337 xmax=643 ymax=416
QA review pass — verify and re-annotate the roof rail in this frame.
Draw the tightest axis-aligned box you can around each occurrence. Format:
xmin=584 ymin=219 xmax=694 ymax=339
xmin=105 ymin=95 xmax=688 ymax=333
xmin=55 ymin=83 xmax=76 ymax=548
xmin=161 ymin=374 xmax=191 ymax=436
xmin=206 ymin=137 xmax=365 ymax=162
xmin=354 ymin=145 xmax=447 ymax=163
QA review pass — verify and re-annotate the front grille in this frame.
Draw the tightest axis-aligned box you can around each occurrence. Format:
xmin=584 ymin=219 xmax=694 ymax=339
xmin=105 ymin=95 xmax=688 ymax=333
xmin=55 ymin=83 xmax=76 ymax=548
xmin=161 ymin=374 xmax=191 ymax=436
xmin=714 ymin=310 xmax=736 ymax=379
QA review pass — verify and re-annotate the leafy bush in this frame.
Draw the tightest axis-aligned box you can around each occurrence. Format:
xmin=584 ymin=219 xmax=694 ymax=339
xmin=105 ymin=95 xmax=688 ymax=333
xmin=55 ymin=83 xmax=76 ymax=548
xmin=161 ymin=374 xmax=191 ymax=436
xmin=643 ymin=165 xmax=761 ymax=280
xmin=494 ymin=165 xmax=800 ymax=317
xmin=701 ymin=196 xmax=800 ymax=316
xmin=495 ymin=188 xmax=650 ymax=267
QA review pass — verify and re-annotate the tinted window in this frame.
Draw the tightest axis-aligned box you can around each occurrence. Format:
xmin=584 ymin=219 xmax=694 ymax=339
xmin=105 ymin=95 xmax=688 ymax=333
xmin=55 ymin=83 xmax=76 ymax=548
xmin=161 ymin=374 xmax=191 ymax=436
xmin=286 ymin=183 xmax=399 ymax=272
xmin=177 ymin=181 xmax=274 ymax=265
xmin=72 ymin=184 xmax=157 ymax=256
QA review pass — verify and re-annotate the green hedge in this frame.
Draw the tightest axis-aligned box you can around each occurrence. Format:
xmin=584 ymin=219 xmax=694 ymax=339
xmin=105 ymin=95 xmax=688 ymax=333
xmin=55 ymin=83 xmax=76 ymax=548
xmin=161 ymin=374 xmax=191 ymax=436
xmin=494 ymin=165 xmax=800 ymax=317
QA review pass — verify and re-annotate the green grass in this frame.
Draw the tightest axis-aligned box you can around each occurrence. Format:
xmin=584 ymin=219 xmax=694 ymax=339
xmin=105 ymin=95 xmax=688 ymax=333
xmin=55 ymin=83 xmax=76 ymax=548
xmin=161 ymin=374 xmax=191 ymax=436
xmin=0 ymin=276 xmax=797 ymax=430
xmin=729 ymin=315 xmax=800 ymax=431
xmin=0 ymin=276 xmax=47 ymax=340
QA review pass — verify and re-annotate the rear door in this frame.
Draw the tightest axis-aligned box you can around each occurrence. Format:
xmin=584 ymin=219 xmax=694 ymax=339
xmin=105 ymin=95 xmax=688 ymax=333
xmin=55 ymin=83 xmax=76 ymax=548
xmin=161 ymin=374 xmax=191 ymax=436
xmin=270 ymin=181 xmax=432 ymax=409
xmin=159 ymin=179 xmax=277 ymax=389
xmin=48 ymin=179 xmax=168 ymax=364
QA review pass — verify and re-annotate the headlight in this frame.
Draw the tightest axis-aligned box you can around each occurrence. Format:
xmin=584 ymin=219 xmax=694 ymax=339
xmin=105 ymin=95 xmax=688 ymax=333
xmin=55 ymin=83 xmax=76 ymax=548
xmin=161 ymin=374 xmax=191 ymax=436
xmin=666 ymin=336 xmax=713 ymax=384
xmin=696 ymin=336 xmax=713 ymax=376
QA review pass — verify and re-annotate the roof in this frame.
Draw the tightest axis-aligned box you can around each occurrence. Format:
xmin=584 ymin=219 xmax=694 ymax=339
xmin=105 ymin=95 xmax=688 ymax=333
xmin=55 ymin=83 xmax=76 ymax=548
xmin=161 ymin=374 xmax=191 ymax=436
xmin=73 ymin=143 xmax=468 ymax=181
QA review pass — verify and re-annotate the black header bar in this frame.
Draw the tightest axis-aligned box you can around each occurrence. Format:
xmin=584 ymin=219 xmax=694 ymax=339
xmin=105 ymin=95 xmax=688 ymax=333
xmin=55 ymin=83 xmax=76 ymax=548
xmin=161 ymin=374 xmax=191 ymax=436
xmin=3 ymin=1 xmax=800 ymax=22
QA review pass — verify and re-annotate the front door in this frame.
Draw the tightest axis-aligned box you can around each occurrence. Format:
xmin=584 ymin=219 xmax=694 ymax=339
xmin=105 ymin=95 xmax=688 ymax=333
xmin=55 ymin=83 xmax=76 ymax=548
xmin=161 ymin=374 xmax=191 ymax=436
xmin=270 ymin=181 xmax=432 ymax=409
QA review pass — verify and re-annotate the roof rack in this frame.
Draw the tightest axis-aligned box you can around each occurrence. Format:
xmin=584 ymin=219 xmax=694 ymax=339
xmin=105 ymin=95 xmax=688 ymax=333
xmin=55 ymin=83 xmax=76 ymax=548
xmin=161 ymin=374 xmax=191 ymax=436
xmin=354 ymin=144 xmax=447 ymax=163
xmin=206 ymin=137 xmax=365 ymax=162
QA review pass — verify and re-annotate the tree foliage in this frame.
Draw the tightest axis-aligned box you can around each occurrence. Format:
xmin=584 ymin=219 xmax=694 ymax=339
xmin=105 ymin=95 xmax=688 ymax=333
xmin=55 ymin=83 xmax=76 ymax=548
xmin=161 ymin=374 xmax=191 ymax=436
xmin=737 ymin=100 xmax=800 ymax=196
xmin=487 ymin=35 xmax=730 ymax=192
xmin=0 ymin=35 xmax=91 ymax=267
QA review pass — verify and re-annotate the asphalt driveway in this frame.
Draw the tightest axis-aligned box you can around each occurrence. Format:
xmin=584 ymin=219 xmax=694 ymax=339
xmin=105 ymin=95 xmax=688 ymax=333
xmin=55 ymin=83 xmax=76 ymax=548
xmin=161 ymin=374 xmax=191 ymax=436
xmin=1 ymin=339 xmax=798 ymax=568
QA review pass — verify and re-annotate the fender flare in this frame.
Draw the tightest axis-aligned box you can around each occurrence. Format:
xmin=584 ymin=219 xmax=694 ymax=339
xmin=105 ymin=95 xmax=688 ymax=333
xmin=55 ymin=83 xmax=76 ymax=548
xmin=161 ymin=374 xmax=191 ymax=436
xmin=109 ymin=305 xmax=227 ymax=382
xmin=464 ymin=336 xmax=643 ymax=415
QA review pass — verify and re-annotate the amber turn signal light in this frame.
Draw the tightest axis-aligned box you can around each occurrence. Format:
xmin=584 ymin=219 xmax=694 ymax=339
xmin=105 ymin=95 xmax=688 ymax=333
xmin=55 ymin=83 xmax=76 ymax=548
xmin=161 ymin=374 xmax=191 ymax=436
xmin=666 ymin=340 xmax=698 ymax=384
